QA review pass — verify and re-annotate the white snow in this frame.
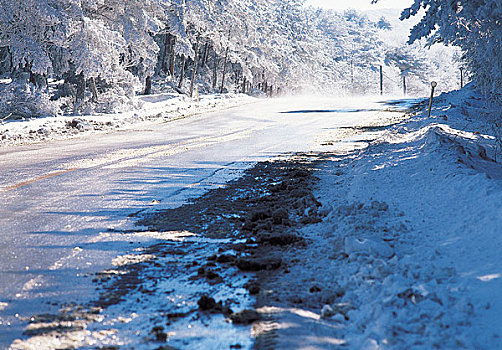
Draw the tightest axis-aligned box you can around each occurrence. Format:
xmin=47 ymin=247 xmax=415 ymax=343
xmin=0 ymin=93 xmax=254 ymax=147
xmin=2 ymin=88 xmax=502 ymax=349
xmin=295 ymin=85 xmax=502 ymax=348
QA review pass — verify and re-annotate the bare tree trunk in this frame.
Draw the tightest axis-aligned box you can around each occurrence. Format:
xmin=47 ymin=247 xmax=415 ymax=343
xmin=74 ymin=72 xmax=85 ymax=114
xmin=242 ymin=77 xmax=247 ymax=94
xmin=201 ymin=42 xmax=209 ymax=67
xmin=144 ymin=76 xmax=152 ymax=95
xmin=234 ymin=70 xmax=241 ymax=89
xmin=178 ymin=55 xmax=186 ymax=89
xmin=27 ymin=59 xmax=47 ymax=89
xmin=29 ymin=72 xmax=47 ymax=89
xmin=89 ymin=77 xmax=98 ymax=102
xmin=212 ymin=51 xmax=218 ymax=89
xmin=220 ymin=47 xmax=229 ymax=93
xmin=190 ymin=38 xmax=200 ymax=98
xmin=0 ymin=46 xmax=13 ymax=72
xmin=169 ymin=37 xmax=176 ymax=78
xmin=161 ymin=34 xmax=172 ymax=73
xmin=76 ymin=73 xmax=85 ymax=102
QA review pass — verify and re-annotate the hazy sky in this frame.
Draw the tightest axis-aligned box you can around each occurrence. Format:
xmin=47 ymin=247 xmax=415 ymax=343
xmin=305 ymin=0 xmax=412 ymax=11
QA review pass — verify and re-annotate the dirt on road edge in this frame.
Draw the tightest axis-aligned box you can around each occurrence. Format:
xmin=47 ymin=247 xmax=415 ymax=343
xmin=12 ymin=152 xmax=346 ymax=349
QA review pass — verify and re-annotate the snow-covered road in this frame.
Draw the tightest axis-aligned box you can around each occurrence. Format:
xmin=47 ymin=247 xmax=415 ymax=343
xmin=0 ymin=96 xmax=414 ymax=347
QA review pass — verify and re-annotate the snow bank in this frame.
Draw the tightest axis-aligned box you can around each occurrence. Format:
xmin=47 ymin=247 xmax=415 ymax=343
xmin=310 ymin=86 xmax=502 ymax=348
xmin=0 ymin=93 xmax=254 ymax=147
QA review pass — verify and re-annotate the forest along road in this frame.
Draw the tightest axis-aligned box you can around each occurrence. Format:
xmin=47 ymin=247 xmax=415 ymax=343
xmin=0 ymin=95 xmax=418 ymax=347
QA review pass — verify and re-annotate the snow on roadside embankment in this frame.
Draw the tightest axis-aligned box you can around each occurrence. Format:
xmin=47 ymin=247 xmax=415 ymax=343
xmin=0 ymin=93 xmax=254 ymax=147
xmin=286 ymin=87 xmax=502 ymax=348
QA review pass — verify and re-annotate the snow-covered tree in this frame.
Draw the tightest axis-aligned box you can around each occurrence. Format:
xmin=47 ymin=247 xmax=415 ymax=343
xmin=395 ymin=0 xmax=502 ymax=101
xmin=0 ymin=0 xmax=467 ymax=118
xmin=0 ymin=0 xmax=72 ymax=81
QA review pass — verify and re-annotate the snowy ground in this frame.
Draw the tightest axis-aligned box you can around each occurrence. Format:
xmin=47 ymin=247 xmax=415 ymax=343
xmin=0 ymin=94 xmax=410 ymax=348
xmin=2 ymin=88 xmax=502 ymax=349
xmin=253 ymin=87 xmax=502 ymax=349
xmin=0 ymin=93 xmax=254 ymax=147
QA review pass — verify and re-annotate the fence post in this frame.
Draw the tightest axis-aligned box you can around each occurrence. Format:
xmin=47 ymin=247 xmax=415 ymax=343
xmin=428 ymin=81 xmax=437 ymax=117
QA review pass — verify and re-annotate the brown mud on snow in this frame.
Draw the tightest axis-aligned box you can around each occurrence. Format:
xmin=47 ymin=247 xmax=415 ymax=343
xmin=135 ymin=152 xmax=350 ymax=349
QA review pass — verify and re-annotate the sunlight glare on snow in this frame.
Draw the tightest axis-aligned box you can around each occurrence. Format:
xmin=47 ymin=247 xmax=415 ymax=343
xmin=0 ymin=302 xmax=7 ymax=311
xmin=131 ymin=230 xmax=197 ymax=241
xmin=112 ymin=253 xmax=156 ymax=267
xmin=305 ymin=336 xmax=347 ymax=346
xmin=477 ymin=274 xmax=501 ymax=282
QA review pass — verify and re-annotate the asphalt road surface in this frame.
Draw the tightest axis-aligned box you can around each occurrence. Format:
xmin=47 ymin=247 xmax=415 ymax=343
xmin=0 ymin=95 xmax=416 ymax=347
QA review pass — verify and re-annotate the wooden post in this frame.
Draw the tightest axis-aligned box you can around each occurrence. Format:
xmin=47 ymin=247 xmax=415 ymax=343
xmin=428 ymin=81 xmax=437 ymax=117
xmin=460 ymin=68 xmax=464 ymax=88
xmin=403 ymin=75 xmax=406 ymax=96
xmin=379 ymin=65 xmax=383 ymax=95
